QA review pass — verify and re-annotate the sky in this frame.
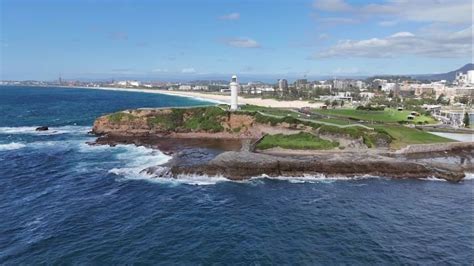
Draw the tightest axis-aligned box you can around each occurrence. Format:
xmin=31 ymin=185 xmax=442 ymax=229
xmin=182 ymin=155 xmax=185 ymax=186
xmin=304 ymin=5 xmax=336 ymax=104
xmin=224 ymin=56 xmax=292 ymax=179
xmin=0 ymin=0 xmax=472 ymax=81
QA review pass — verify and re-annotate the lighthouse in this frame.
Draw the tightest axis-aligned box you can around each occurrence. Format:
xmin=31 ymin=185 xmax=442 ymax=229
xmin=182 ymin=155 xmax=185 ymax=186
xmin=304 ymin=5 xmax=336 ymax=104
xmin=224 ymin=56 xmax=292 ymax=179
xmin=229 ymin=75 xmax=239 ymax=111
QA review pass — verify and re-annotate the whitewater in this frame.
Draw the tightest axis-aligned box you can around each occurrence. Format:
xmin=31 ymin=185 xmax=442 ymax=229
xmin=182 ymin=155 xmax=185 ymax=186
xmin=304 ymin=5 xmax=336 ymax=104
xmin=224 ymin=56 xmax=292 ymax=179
xmin=0 ymin=86 xmax=472 ymax=264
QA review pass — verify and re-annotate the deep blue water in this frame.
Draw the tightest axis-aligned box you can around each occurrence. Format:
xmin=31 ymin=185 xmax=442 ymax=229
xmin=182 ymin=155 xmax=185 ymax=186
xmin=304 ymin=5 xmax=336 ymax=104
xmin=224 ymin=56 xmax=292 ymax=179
xmin=0 ymin=86 xmax=472 ymax=264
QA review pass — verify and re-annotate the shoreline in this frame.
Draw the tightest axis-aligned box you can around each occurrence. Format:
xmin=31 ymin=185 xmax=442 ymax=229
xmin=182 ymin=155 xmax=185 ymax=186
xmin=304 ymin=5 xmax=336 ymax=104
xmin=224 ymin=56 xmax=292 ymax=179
xmin=93 ymin=134 xmax=473 ymax=183
xmin=88 ymin=86 xmax=325 ymax=108
xmin=5 ymin=85 xmax=325 ymax=108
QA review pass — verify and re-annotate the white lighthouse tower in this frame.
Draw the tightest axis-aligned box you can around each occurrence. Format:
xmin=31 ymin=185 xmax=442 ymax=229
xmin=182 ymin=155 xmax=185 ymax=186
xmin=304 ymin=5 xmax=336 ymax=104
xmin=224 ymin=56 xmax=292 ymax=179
xmin=229 ymin=75 xmax=239 ymax=111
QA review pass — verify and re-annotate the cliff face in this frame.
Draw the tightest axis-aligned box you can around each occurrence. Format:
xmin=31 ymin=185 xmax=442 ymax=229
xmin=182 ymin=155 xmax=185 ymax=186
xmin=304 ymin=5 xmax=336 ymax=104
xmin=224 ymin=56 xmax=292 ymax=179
xmin=92 ymin=106 xmax=393 ymax=150
xmin=93 ymin=107 xmax=295 ymax=139
xmin=92 ymin=107 xmax=472 ymax=182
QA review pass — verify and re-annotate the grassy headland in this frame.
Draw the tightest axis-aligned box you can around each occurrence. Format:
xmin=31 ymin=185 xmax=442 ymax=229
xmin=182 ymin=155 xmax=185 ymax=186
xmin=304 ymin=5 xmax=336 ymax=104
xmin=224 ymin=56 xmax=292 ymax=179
xmin=311 ymin=108 xmax=436 ymax=124
xmin=100 ymin=104 xmax=454 ymax=150
xmin=256 ymin=132 xmax=338 ymax=150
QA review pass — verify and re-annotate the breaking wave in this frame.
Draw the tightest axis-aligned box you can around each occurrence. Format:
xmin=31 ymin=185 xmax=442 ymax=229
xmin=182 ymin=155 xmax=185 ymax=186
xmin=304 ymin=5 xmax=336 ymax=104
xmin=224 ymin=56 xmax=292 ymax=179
xmin=0 ymin=142 xmax=26 ymax=151
xmin=107 ymin=145 xmax=172 ymax=181
xmin=0 ymin=125 xmax=90 ymax=135
xmin=418 ymin=176 xmax=447 ymax=182
xmin=144 ymin=173 xmax=230 ymax=186
xmin=253 ymin=174 xmax=383 ymax=184
xmin=463 ymin=173 xmax=474 ymax=180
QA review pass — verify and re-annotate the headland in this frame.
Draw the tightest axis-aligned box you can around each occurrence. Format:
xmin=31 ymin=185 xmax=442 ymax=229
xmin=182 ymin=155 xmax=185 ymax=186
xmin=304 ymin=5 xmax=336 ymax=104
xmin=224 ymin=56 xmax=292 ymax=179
xmin=91 ymin=105 xmax=473 ymax=182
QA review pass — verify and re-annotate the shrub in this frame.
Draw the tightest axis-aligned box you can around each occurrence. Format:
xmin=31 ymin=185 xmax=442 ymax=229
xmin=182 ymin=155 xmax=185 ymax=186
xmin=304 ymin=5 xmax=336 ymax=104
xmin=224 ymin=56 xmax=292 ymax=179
xmin=356 ymin=105 xmax=385 ymax=111
xmin=108 ymin=112 xmax=137 ymax=123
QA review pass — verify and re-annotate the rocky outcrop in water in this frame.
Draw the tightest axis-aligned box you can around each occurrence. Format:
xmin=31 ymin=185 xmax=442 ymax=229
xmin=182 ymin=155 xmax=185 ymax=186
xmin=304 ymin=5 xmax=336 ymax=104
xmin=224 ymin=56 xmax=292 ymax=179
xmin=92 ymin=107 xmax=473 ymax=182
xmin=163 ymin=151 xmax=468 ymax=182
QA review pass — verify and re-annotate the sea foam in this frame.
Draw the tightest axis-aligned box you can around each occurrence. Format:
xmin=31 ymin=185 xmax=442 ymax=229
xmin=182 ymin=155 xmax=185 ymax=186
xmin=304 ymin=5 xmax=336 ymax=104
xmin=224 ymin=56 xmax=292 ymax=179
xmin=0 ymin=142 xmax=26 ymax=151
xmin=463 ymin=173 xmax=474 ymax=180
xmin=107 ymin=144 xmax=172 ymax=181
xmin=253 ymin=173 xmax=382 ymax=184
xmin=0 ymin=125 xmax=90 ymax=135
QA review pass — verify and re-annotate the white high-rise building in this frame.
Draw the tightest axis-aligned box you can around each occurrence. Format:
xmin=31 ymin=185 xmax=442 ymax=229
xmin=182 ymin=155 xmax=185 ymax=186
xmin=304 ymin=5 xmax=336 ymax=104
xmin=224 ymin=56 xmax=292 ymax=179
xmin=230 ymin=75 xmax=239 ymax=111
xmin=467 ymin=70 xmax=474 ymax=84
xmin=278 ymin=79 xmax=288 ymax=92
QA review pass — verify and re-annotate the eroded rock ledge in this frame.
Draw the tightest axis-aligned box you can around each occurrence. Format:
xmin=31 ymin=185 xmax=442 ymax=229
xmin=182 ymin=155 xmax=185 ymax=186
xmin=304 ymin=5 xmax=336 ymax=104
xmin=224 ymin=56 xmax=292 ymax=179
xmin=163 ymin=150 xmax=470 ymax=182
xmin=92 ymin=107 xmax=473 ymax=182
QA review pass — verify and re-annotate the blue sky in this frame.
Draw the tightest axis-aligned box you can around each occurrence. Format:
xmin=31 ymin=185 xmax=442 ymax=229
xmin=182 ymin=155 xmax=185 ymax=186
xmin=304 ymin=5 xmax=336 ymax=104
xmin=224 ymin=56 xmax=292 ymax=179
xmin=0 ymin=0 xmax=472 ymax=81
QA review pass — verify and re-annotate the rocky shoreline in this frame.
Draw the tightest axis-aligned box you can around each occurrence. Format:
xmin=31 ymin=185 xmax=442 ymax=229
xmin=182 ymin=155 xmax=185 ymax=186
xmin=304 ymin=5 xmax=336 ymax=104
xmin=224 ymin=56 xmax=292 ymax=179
xmin=92 ymin=134 xmax=473 ymax=183
xmin=166 ymin=149 xmax=472 ymax=183
xmin=91 ymin=107 xmax=473 ymax=182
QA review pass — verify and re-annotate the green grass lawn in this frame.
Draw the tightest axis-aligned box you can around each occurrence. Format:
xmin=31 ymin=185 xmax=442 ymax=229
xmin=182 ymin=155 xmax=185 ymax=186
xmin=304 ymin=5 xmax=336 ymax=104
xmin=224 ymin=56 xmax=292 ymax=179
xmin=316 ymin=118 xmax=354 ymax=125
xmin=312 ymin=108 xmax=436 ymax=124
xmin=239 ymin=104 xmax=298 ymax=118
xmin=237 ymin=105 xmax=452 ymax=150
xmin=373 ymin=125 xmax=454 ymax=149
xmin=256 ymin=132 xmax=339 ymax=150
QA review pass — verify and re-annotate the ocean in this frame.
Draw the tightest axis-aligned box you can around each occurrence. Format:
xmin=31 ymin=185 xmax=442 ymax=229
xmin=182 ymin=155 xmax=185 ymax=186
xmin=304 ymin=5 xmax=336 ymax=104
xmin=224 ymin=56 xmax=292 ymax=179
xmin=0 ymin=86 xmax=472 ymax=264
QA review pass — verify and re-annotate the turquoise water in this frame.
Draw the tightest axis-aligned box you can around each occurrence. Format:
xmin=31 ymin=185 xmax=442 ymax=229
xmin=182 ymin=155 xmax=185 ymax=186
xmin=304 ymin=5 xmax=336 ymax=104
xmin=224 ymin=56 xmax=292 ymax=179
xmin=0 ymin=86 xmax=473 ymax=264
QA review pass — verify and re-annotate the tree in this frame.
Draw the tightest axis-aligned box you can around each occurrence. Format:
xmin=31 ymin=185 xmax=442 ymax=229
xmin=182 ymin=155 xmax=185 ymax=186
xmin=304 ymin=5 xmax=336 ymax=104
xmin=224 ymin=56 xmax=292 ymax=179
xmin=324 ymin=99 xmax=331 ymax=106
xmin=463 ymin=112 xmax=470 ymax=128
xmin=456 ymin=96 xmax=469 ymax=105
xmin=388 ymin=90 xmax=394 ymax=98
xmin=436 ymin=93 xmax=445 ymax=104
xmin=331 ymin=101 xmax=338 ymax=109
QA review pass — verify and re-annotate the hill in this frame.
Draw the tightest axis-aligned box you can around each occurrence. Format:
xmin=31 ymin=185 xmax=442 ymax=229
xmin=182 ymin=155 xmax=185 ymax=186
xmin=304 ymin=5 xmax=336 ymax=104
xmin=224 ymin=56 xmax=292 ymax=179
xmin=413 ymin=63 xmax=473 ymax=81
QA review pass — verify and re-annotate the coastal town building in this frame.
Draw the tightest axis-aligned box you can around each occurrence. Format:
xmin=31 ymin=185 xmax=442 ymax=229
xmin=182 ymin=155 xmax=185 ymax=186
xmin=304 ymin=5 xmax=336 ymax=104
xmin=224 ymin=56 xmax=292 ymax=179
xmin=192 ymin=85 xmax=209 ymax=91
xmin=295 ymin=79 xmax=308 ymax=88
xmin=278 ymin=79 xmax=288 ymax=94
xmin=178 ymin=85 xmax=192 ymax=91
xmin=360 ymin=92 xmax=375 ymax=99
xmin=116 ymin=80 xmax=141 ymax=87
xmin=455 ymin=70 xmax=474 ymax=85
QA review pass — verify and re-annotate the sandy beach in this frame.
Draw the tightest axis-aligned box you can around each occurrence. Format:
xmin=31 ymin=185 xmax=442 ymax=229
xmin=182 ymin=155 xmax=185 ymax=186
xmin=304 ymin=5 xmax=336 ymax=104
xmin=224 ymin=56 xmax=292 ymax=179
xmin=83 ymin=86 xmax=324 ymax=108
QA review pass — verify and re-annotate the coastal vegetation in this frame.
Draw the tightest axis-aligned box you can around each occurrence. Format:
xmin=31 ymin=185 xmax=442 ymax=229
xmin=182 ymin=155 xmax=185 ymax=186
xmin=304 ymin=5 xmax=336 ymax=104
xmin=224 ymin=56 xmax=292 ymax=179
xmin=311 ymin=108 xmax=436 ymax=124
xmin=373 ymin=125 xmax=453 ymax=149
xmin=146 ymin=107 xmax=226 ymax=132
xmin=99 ymin=105 xmax=453 ymax=150
xmin=256 ymin=132 xmax=338 ymax=150
xmin=108 ymin=112 xmax=137 ymax=123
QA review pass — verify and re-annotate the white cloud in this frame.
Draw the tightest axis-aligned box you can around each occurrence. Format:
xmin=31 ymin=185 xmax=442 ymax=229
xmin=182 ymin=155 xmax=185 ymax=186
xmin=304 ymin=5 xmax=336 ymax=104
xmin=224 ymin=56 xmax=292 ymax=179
xmin=378 ymin=20 xmax=398 ymax=27
xmin=316 ymin=17 xmax=360 ymax=25
xmin=219 ymin=12 xmax=240 ymax=20
xmin=313 ymin=0 xmax=352 ymax=12
xmin=181 ymin=68 xmax=196 ymax=73
xmin=390 ymin=32 xmax=415 ymax=38
xmin=318 ymin=33 xmax=330 ymax=40
xmin=313 ymin=26 xmax=473 ymax=58
xmin=223 ymin=37 xmax=261 ymax=48
xmin=313 ymin=0 xmax=472 ymax=24
xmin=152 ymin=68 xmax=168 ymax=73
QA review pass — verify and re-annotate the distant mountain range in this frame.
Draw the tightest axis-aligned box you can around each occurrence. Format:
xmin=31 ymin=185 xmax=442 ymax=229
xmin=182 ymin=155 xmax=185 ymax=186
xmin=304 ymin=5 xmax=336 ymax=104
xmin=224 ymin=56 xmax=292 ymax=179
xmin=412 ymin=63 xmax=473 ymax=81
xmin=62 ymin=63 xmax=473 ymax=83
